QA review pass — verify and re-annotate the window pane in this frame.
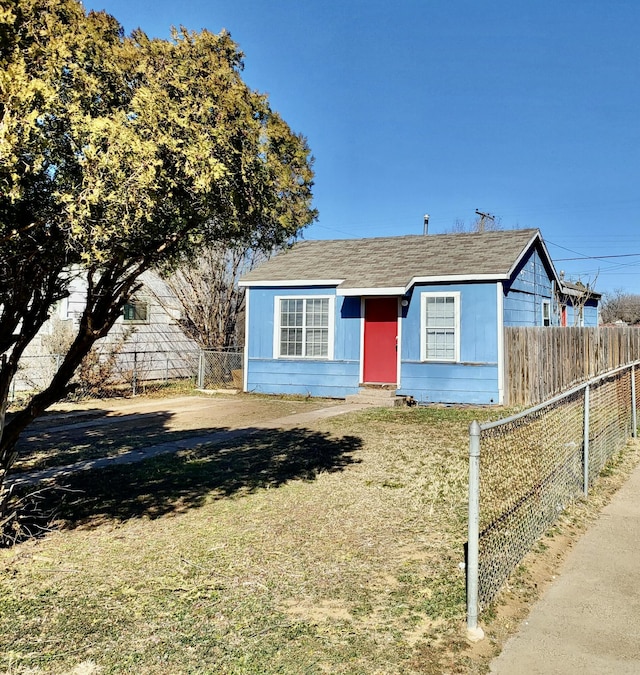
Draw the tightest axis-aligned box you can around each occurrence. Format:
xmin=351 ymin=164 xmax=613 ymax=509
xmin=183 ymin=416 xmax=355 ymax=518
xmin=305 ymin=328 xmax=328 ymax=357
xmin=424 ymin=295 xmax=456 ymax=360
xmin=281 ymin=299 xmax=303 ymax=327
xmin=425 ymin=296 xmax=454 ymax=328
xmin=306 ymin=298 xmax=329 ymax=327
xmin=426 ymin=329 xmax=455 ymax=360
xmin=280 ymin=328 xmax=303 ymax=356
xmin=123 ymin=301 xmax=148 ymax=322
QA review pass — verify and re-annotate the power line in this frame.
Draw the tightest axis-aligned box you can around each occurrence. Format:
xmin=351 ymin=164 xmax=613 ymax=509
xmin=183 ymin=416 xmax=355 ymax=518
xmin=555 ymin=253 xmax=640 ymax=261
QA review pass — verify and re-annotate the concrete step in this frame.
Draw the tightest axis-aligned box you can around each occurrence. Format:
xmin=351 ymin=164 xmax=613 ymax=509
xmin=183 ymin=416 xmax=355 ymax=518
xmin=345 ymin=387 xmax=408 ymax=407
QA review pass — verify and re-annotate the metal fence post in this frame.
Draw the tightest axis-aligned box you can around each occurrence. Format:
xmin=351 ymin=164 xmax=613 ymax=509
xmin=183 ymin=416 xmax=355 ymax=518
xmin=132 ymin=350 xmax=137 ymax=396
xmin=197 ymin=351 xmax=205 ymax=389
xmin=632 ymin=365 xmax=637 ymax=439
xmin=467 ymin=420 xmax=484 ymax=642
xmin=583 ymin=384 xmax=590 ymax=497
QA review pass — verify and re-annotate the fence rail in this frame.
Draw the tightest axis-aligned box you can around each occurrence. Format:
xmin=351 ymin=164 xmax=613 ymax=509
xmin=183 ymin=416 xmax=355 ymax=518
xmin=504 ymin=326 xmax=640 ymax=406
xmin=467 ymin=362 xmax=640 ymax=639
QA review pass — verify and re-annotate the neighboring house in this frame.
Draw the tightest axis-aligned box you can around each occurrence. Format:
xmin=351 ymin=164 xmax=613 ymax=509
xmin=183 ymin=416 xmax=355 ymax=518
xmin=239 ymin=229 xmax=600 ymax=405
xmin=54 ymin=270 xmax=198 ymax=355
xmin=20 ymin=270 xmax=199 ymax=389
xmin=556 ymin=279 xmax=600 ymax=327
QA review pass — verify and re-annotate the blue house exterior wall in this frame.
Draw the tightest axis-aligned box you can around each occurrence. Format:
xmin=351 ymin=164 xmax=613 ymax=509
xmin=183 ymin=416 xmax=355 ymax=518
xmin=503 ymin=246 xmax=555 ymax=327
xmin=563 ymin=298 xmax=599 ymax=327
xmin=244 ymin=242 xmax=599 ymax=404
xmin=397 ymin=282 xmax=500 ymax=405
xmin=583 ymin=300 xmax=599 ymax=326
xmin=246 ymin=286 xmax=362 ymax=398
xmin=247 ymin=282 xmax=502 ymax=404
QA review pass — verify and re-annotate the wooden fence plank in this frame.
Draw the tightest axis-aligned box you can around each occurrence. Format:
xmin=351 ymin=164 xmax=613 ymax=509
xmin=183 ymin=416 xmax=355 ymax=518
xmin=504 ymin=326 xmax=640 ymax=406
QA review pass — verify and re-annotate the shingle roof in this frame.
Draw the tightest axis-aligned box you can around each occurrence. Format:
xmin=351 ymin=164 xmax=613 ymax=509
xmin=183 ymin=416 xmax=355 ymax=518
xmin=240 ymin=229 xmax=548 ymax=293
xmin=559 ymin=279 xmax=602 ymax=300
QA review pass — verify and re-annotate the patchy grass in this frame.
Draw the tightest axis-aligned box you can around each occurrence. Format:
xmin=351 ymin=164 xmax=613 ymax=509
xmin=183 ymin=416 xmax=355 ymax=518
xmin=1 ymin=401 xmax=637 ymax=674
xmin=1 ymin=403 xmax=504 ymax=674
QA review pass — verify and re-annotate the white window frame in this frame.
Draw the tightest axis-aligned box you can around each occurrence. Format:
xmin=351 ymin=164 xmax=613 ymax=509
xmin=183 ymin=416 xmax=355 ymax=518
xmin=542 ymin=300 xmax=551 ymax=327
xmin=420 ymin=291 xmax=461 ymax=363
xmin=273 ymin=295 xmax=335 ymax=360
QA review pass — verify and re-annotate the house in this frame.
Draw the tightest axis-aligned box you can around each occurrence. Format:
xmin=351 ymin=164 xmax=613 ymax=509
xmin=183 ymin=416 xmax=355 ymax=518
xmin=239 ymin=229 xmax=599 ymax=405
xmin=18 ymin=270 xmax=199 ymax=391
xmin=55 ymin=269 xmax=198 ymax=358
xmin=556 ymin=279 xmax=600 ymax=327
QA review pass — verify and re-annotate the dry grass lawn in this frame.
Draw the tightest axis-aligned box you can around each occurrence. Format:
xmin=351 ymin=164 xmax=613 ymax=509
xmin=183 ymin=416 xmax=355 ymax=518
xmin=1 ymin=403 xmax=637 ymax=674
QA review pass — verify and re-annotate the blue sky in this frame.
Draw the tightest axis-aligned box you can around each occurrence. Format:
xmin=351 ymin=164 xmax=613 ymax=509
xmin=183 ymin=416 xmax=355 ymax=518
xmin=85 ymin=0 xmax=640 ymax=294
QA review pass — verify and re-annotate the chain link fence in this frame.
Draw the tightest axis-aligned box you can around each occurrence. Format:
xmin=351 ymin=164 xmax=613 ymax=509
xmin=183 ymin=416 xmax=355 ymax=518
xmin=466 ymin=362 xmax=640 ymax=637
xmin=10 ymin=349 xmax=243 ymax=401
xmin=196 ymin=349 xmax=243 ymax=390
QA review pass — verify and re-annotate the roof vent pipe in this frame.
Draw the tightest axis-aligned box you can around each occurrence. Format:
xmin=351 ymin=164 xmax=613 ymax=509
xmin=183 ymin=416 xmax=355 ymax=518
xmin=423 ymin=214 xmax=430 ymax=235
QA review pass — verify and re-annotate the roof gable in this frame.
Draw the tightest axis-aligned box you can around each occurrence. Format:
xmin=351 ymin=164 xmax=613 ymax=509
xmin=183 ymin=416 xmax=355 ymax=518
xmin=240 ymin=229 xmax=556 ymax=294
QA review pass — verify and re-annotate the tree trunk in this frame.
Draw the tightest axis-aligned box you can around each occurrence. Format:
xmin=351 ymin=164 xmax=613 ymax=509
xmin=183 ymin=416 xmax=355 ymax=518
xmin=0 ymin=330 xmax=98 ymax=486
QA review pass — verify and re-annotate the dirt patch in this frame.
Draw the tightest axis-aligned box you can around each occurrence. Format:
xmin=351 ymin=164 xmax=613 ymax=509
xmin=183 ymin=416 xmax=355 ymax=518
xmin=12 ymin=394 xmax=344 ymax=474
xmin=40 ymin=394 xmax=343 ymax=432
xmin=282 ymin=598 xmax=354 ymax=623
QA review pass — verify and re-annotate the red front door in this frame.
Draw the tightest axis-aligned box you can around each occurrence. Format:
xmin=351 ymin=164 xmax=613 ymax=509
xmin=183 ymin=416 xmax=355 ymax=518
xmin=363 ymin=298 xmax=398 ymax=383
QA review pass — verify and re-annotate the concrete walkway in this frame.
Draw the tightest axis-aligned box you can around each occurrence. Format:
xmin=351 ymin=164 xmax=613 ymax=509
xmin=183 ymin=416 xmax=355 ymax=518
xmin=490 ymin=460 xmax=640 ymax=674
xmin=8 ymin=402 xmax=369 ymax=488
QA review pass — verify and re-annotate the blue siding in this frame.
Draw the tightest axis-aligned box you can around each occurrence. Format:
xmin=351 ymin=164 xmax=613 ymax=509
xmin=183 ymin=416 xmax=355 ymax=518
xmin=401 ymin=282 xmax=498 ymax=362
xmin=398 ymin=282 xmax=500 ymax=404
xmin=246 ymin=282 xmax=502 ymax=403
xmin=564 ymin=299 xmax=599 ymax=327
xmin=244 ymin=237 xmax=601 ymax=405
xmin=584 ymin=300 xmax=599 ymax=327
xmin=246 ymin=286 xmax=362 ymax=397
xmin=248 ymin=358 xmax=360 ymax=398
xmin=337 ymin=297 xmax=361 ymax=361
xmin=399 ymin=363 xmax=500 ymax=405
xmin=504 ymin=246 xmax=555 ymax=327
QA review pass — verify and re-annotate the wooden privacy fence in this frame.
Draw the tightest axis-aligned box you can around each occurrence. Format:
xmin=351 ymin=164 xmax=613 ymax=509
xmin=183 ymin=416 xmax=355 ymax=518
xmin=504 ymin=326 xmax=640 ymax=406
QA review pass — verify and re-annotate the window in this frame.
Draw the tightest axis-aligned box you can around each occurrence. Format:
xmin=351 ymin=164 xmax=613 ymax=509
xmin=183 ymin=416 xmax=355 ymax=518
xmin=542 ymin=300 xmax=551 ymax=327
xmin=276 ymin=296 xmax=333 ymax=358
xmin=123 ymin=299 xmax=149 ymax=323
xmin=421 ymin=292 xmax=460 ymax=362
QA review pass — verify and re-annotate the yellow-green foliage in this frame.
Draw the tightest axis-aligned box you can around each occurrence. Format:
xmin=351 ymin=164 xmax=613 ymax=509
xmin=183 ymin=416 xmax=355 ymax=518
xmin=1 ymin=0 xmax=316 ymax=265
xmin=0 ymin=0 xmax=316 ymax=478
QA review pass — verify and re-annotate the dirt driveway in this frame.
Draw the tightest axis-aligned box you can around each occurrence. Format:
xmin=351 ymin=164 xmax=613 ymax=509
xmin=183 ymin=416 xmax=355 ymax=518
xmin=12 ymin=394 xmax=349 ymax=479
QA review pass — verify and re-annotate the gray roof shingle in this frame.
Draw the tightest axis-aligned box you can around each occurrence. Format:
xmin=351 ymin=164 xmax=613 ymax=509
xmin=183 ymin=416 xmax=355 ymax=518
xmin=240 ymin=228 xmax=545 ymax=292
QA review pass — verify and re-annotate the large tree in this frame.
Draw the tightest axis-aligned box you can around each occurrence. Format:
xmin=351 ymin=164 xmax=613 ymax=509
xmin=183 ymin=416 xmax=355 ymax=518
xmin=0 ymin=0 xmax=316 ymax=487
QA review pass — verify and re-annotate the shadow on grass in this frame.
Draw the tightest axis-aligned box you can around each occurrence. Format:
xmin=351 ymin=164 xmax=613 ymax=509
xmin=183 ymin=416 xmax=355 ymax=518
xmin=14 ymin=411 xmax=181 ymax=472
xmin=33 ymin=427 xmax=362 ymax=530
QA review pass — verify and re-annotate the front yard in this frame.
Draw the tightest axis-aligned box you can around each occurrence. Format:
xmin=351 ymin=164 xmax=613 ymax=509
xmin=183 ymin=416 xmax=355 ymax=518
xmin=1 ymin=399 xmax=637 ymax=674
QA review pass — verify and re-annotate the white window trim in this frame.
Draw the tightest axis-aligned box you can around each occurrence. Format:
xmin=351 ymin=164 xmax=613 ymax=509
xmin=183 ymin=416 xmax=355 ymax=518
xmin=542 ymin=300 xmax=551 ymax=327
xmin=420 ymin=291 xmax=461 ymax=363
xmin=273 ymin=295 xmax=335 ymax=360
xmin=497 ymin=282 xmax=504 ymax=405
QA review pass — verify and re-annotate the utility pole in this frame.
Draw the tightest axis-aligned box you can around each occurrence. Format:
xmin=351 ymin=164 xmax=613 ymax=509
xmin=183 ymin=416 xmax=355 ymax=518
xmin=475 ymin=209 xmax=495 ymax=233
